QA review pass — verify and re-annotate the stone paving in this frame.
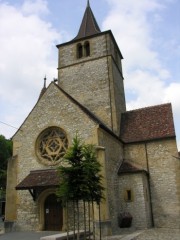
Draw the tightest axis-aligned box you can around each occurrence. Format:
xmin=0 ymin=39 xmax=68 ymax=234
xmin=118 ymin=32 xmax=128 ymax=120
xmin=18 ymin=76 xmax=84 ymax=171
xmin=105 ymin=228 xmax=180 ymax=240
xmin=133 ymin=228 xmax=180 ymax=240
xmin=0 ymin=217 xmax=180 ymax=240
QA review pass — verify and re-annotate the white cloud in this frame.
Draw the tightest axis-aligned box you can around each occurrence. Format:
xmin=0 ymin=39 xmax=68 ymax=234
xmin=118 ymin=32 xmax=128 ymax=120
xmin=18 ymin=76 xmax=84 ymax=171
xmin=103 ymin=0 xmax=180 ymax=149
xmin=0 ymin=1 xmax=62 ymax=138
xmin=103 ymin=0 xmax=165 ymax=72
xmin=0 ymin=0 xmax=179 ymax=151
xmin=125 ymin=70 xmax=165 ymax=109
xmin=164 ymin=83 xmax=180 ymax=112
xmin=21 ymin=0 xmax=49 ymax=16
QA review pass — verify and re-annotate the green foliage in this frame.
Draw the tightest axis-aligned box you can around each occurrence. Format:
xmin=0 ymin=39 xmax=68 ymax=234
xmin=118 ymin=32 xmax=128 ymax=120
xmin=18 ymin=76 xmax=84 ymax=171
xmin=57 ymin=135 xmax=104 ymax=204
xmin=0 ymin=135 xmax=12 ymax=194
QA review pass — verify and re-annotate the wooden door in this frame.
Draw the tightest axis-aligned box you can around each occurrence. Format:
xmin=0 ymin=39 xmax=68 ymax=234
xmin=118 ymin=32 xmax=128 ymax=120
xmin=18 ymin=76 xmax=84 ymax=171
xmin=44 ymin=194 xmax=63 ymax=231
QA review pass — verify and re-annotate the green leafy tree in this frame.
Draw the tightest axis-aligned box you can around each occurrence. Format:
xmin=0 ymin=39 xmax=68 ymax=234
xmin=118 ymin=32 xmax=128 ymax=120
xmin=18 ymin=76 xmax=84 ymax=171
xmin=57 ymin=135 xmax=104 ymax=203
xmin=0 ymin=135 xmax=12 ymax=197
xmin=57 ymin=136 xmax=104 ymax=238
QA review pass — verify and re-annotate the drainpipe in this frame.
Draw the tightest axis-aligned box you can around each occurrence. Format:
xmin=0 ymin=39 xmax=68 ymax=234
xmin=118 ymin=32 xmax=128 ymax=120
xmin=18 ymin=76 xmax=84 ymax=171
xmin=145 ymin=143 xmax=154 ymax=227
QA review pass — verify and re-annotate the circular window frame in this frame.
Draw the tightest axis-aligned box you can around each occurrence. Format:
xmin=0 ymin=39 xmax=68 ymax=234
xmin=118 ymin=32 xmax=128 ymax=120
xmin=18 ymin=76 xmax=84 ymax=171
xmin=36 ymin=127 xmax=68 ymax=166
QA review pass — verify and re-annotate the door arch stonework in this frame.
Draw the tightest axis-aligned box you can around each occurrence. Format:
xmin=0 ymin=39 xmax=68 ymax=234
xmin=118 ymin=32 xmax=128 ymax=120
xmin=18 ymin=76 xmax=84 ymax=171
xmin=37 ymin=189 xmax=64 ymax=231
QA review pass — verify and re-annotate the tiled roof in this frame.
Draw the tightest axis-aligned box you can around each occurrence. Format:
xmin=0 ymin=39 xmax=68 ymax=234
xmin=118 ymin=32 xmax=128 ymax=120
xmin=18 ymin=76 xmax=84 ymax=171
xmin=16 ymin=169 xmax=59 ymax=190
xmin=118 ymin=161 xmax=147 ymax=175
xmin=74 ymin=1 xmax=101 ymax=40
xmin=120 ymin=103 xmax=175 ymax=143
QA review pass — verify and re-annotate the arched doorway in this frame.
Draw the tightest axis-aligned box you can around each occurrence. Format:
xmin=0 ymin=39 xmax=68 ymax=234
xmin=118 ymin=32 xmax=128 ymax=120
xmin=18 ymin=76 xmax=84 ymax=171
xmin=44 ymin=194 xmax=63 ymax=231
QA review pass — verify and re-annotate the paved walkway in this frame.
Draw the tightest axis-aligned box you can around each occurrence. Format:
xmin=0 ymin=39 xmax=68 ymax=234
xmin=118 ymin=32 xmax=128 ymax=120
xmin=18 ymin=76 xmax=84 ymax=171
xmin=0 ymin=215 xmax=180 ymax=240
xmin=0 ymin=218 xmax=59 ymax=240
xmin=0 ymin=229 xmax=180 ymax=240
xmin=105 ymin=228 xmax=180 ymax=240
xmin=0 ymin=231 xmax=61 ymax=240
xmin=133 ymin=228 xmax=180 ymax=240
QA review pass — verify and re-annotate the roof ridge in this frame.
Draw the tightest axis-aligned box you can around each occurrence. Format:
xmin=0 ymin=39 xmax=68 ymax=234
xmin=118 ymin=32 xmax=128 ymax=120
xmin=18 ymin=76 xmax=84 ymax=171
xmin=125 ymin=103 xmax=171 ymax=113
xmin=54 ymin=83 xmax=121 ymax=141
xmin=118 ymin=160 xmax=147 ymax=174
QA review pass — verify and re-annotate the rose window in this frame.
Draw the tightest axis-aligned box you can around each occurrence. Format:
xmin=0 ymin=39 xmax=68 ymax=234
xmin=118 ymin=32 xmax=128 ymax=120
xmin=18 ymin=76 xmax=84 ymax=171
xmin=36 ymin=127 xmax=68 ymax=165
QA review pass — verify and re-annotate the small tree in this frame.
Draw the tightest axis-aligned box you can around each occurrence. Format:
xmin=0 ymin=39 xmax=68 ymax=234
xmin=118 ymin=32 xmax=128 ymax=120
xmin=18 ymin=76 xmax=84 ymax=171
xmin=57 ymin=135 xmax=104 ymax=238
xmin=81 ymin=144 xmax=104 ymax=203
xmin=57 ymin=135 xmax=104 ymax=203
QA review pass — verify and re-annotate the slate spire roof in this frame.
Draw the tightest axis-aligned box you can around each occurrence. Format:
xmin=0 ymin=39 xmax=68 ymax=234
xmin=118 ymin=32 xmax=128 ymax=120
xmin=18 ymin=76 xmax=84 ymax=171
xmin=74 ymin=0 xmax=101 ymax=40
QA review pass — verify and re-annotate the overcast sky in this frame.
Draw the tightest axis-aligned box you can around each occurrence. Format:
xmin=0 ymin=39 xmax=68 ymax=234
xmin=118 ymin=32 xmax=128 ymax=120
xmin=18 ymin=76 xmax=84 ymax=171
xmin=0 ymin=0 xmax=179 ymax=149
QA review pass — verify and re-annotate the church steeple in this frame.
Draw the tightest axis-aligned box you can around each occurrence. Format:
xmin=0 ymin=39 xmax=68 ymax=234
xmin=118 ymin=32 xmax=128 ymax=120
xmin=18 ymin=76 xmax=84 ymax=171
xmin=74 ymin=0 xmax=101 ymax=40
xmin=57 ymin=1 xmax=125 ymax=135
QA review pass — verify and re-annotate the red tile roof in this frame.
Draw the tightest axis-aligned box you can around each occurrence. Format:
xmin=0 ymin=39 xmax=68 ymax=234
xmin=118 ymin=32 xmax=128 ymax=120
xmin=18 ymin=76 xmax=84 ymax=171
xmin=16 ymin=169 xmax=59 ymax=190
xmin=120 ymin=103 xmax=175 ymax=143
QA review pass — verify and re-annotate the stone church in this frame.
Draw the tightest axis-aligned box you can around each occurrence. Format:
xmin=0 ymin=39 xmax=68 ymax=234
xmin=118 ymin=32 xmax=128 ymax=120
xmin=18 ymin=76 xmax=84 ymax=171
xmin=5 ymin=1 xmax=180 ymax=235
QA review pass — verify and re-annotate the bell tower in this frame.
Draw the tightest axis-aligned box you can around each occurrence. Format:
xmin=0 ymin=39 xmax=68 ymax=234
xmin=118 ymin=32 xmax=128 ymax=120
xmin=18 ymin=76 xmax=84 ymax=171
xmin=56 ymin=1 xmax=126 ymax=135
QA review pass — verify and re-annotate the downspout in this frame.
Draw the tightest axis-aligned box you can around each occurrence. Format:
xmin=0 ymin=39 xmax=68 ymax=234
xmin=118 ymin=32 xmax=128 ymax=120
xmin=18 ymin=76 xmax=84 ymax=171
xmin=145 ymin=143 xmax=154 ymax=227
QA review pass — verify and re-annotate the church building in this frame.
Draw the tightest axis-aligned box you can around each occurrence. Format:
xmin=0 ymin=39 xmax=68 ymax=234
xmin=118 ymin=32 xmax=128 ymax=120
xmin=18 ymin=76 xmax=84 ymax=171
xmin=5 ymin=1 xmax=180 ymax=235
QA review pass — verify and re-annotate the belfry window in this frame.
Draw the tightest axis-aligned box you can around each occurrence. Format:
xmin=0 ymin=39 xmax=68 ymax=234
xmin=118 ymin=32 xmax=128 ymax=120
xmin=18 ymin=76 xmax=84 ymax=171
xmin=76 ymin=41 xmax=91 ymax=59
xmin=77 ymin=43 xmax=83 ymax=59
xmin=84 ymin=41 xmax=90 ymax=57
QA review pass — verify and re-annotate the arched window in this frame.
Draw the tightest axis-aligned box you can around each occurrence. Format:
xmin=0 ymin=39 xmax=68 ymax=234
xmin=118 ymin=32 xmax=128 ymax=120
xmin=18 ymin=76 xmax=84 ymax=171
xmin=77 ymin=43 xmax=83 ymax=59
xmin=84 ymin=41 xmax=90 ymax=57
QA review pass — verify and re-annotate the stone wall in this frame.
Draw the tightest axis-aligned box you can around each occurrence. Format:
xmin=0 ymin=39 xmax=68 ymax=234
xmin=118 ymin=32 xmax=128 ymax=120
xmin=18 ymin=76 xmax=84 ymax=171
xmin=124 ymin=139 xmax=180 ymax=229
xmin=146 ymin=139 xmax=180 ymax=228
xmin=58 ymin=35 xmax=107 ymax=68
xmin=58 ymin=32 xmax=126 ymax=135
xmin=118 ymin=173 xmax=152 ymax=229
xmin=110 ymin=57 xmax=126 ymax=134
xmin=59 ymin=57 xmax=112 ymax=129
xmin=98 ymin=128 xmax=124 ymax=234
xmin=9 ymin=83 xmax=99 ymax=231
xmin=5 ymin=156 xmax=18 ymax=223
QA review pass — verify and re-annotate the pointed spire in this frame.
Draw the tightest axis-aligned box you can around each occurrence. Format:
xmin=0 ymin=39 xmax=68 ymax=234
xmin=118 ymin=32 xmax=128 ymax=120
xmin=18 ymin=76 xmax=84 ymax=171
xmin=74 ymin=1 xmax=101 ymax=40
xmin=39 ymin=76 xmax=47 ymax=100
xmin=44 ymin=75 xmax=47 ymax=88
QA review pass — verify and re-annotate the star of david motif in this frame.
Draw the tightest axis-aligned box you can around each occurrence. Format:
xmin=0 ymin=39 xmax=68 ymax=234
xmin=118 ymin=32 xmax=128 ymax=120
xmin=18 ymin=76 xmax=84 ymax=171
xmin=37 ymin=127 xmax=68 ymax=165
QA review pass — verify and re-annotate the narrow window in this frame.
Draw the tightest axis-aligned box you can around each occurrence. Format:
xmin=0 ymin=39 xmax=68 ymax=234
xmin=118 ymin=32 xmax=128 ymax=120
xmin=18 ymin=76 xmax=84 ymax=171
xmin=84 ymin=41 xmax=90 ymax=57
xmin=77 ymin=43 xmax=83 ymax=59
xmin=127 ymin=190 xmax=132 ymax=201
xmin=124 ymin=189 xmax=133 ymax=202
